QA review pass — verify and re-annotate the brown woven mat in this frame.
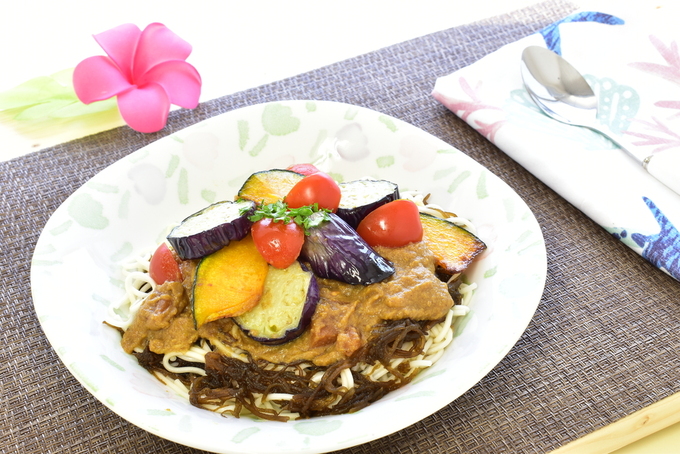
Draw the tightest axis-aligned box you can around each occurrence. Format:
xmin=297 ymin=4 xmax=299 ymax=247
xmin=2 ymin=1 xmax=679 ymax=453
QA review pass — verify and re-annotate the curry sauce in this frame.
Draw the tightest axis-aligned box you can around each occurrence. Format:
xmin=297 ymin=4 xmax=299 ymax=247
xmin=123 ymin=240 xmax=453 ymax=367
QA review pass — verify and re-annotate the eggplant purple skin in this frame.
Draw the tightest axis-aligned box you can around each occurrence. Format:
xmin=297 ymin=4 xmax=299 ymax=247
xmin=335 ymin=180 xmax=400 ymax=229
xmin=167 ymin=200 xmax=255 ymax=260
xmin=235 ymin=264 xmax=320 ymax=345
xmin=300 ymin=213 xmax=395 ymax=285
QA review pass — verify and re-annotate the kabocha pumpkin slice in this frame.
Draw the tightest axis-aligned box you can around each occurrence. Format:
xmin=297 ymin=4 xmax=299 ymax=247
xmin=192 ymin=235 xmax=269 ymax=327
xmin=420 ymin=212 xmax=486 ymax=275
xmin=237 ymin=169 xmax=304 ymax=204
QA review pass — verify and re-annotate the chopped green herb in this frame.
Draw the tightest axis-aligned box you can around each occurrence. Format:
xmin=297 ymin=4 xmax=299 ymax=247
xmin=243 ymin=201 xmax=331 ymax=234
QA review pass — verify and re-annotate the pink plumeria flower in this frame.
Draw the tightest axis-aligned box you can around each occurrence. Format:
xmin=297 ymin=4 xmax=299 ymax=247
xmin=73 ymin=23 xmax=201 ymax=133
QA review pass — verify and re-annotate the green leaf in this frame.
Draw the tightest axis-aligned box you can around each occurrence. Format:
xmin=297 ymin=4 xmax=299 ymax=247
xmin=0 ymin=76 xmax=70 ymax=109
xmin=50 ymin=97 xmax=117 ymax=118
xmin=0 ymin=68 xmax=117 ymax=121
xmin=14 ymin=99 xmax=76 ymax=120
xmin=245 ymin=201 xmax=331 ymax=234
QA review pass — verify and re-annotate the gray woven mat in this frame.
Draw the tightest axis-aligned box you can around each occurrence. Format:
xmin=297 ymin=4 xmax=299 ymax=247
xmin=2 ymin=1 xmax=679 ymax=453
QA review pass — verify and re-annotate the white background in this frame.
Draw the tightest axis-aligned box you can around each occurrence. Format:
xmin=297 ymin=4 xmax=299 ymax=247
xmin=0 ymin=0 xmax=548 ymax=160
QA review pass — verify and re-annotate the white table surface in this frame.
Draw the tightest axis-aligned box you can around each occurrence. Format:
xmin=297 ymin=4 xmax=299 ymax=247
xmin=2 ymin=1 xmax=679 ymax=452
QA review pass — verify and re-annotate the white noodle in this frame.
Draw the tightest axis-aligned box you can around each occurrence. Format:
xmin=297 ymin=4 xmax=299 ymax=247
xmin=162 ymin=353 xmax=207 ymax=376
xmin=408 ymin=360 xmax=432 ymax=369
xmin=421 ymin=338 xmax=434 ymax=355
xmin=175 ymin=343 xmax=211 ymax=363
xmin=433 ymin=308 xmax=455 ymax=343
xmin=340 ymin=367 xmax=354 ymax=390
xmin=401 ymin=190 xmax=478 ymax=234
xmin=153 ymin=371 xmax=190 ymax=400
xmin=106 ymin=249 xmax=156 ymax=330
xmin=311 ymin=371 xmax=325 ymax=383
xmin=452 ymin=305 xmax=470 ymax=317
xmin=424 ymin=348 xmax=445 ymax=364
xmin=426 ymin=327 xmax=454 ymax=354
xmin=265 ymin=393 xmax=294 ymax=402
xmin=211 ymin=339 xmax=248 ymax=362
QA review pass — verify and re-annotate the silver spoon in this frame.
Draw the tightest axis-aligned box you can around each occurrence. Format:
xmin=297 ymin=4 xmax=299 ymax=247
xmin=520 ymin=45 xmax=680 ymax=196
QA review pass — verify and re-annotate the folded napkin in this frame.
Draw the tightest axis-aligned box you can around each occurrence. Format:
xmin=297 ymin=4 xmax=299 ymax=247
xmin=433 ymin=1 xmax=680 ymax=281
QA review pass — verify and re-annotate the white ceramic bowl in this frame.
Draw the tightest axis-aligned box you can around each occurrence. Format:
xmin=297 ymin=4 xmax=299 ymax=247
xmin=31 ymin=100 xmax=546 ymax=454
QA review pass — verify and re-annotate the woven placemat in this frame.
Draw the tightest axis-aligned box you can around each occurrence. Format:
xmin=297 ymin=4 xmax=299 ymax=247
xmin=2 ymin=1 xmax=679 ymax=453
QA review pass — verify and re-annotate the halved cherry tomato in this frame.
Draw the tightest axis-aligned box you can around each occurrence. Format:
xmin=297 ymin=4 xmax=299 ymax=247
xmin=149 ymin=243 xmax=183 ymax=284
xmin=251 ymin=218 xmax=305 ymax=269
xmin=285 ymin=171 xmax=341 ymax=212
xmin=286 ymin=163 xmax=320 ymax=176
xmin=356 ymin=199 xmax=423 ymax=248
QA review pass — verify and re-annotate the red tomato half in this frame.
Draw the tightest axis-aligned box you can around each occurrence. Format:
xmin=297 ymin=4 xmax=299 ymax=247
xmin=286 ymin=163 xmax=320 ymax=176
xmin=356 ymin=199 xmax=423 ymax=248
xmin=149 ymin=243 xmax=183 ymax=284
xmin=251 ymin=218 xmax=305 ymax=269
xmin=285 ymin=171 xmax=341 ymax=211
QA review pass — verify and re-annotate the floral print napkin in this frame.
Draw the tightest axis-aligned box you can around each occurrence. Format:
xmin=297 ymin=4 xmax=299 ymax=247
xmin=433 ymin=2 xmax=680 ymax=281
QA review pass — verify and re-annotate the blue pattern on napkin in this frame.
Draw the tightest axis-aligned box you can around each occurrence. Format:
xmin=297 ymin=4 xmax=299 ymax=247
xmin=630 ymin=197 xmax=680 ymax=280
xmin=539 ymin=12 xmax=625 ymax=55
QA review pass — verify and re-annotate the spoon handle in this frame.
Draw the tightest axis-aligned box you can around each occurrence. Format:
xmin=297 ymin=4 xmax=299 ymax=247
xmin=644 ymin=151 xmax=680 ymax=196
xmin=590 ymin=124 xmax=680 ymax=196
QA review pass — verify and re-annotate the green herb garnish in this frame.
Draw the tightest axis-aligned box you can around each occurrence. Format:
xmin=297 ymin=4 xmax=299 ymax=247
xmin=242 ymin=200 xmax=331 ymax=234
